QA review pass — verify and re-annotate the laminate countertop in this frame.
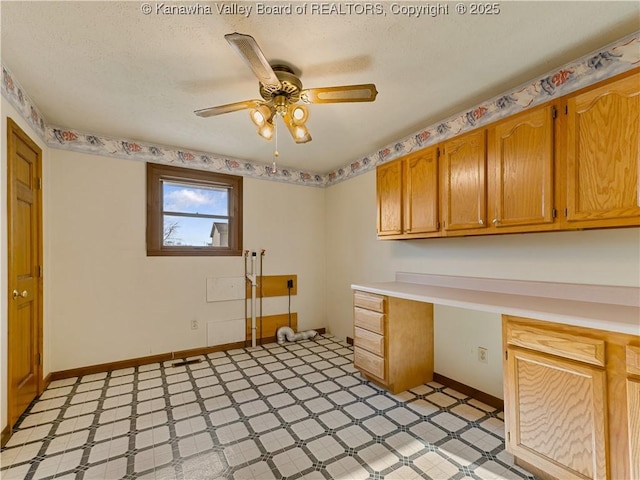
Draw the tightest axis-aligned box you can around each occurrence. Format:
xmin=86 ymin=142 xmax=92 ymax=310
xmin=351 ymin=273 xmax=640 ymax=336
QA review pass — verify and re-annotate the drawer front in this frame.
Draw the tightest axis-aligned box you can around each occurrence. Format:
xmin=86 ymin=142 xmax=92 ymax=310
xmin=354 ymin=291 xmax=386 ymax=313
xmin=354 ymin=347 xmax=385 ymax=380
xmin=354 ymin=327 xmax=385 ymax=356
xmin=354 ymin=307 xmax=385 ymax=334
xmin=507 ymin=323 xmax=605 ymax=367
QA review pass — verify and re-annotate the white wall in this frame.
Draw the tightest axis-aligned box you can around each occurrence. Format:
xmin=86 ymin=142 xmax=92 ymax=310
xmin=3 ymin=109 xmax=639 ymax=428
xmin=325 ymin=170 xmax=640 ymax=398
xmin=47 ymin=149 xmax=326 ymax=372
xmin=1 ymin=98 xmax=51 ymax=433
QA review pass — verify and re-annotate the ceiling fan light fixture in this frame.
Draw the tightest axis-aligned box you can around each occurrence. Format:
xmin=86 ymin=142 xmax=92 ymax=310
xmin=257 ymin=120 xmax=275 ymax=140
xmin=250 ymin=104 xmax=273 ymax=128
xmin=290 ymin=104 xmax=309 ymax=125
xmin=293 ymin=124 xmax=311 ymax=143
xmin=196 ymin=33 xmax=377 ymax=146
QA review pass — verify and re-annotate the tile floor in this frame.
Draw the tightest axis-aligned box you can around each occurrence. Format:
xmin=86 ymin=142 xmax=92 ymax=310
xmin=1 ymin=335 xmax=537 ymax=480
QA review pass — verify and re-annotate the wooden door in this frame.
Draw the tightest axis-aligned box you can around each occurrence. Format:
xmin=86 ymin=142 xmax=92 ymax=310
xmin=7 ymin=118 xmax=43 ymax=431
xmin=506 ymin=348 xmax=608 ymax=480
xmin=376 ymin=159 xmax=403 ymax=236
xmin=404 ymin=147 xmax=439 ymax=235
xmin=489 ymin=104 xmax=555 ymax=228
xmin=442 ymin=129 xmax=487 ymax=231
xmin=565 ymin=70 xmax=640 ymax=226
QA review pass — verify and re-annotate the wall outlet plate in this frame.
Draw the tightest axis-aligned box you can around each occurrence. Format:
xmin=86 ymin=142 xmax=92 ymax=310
xmin=191 ymin=319 xmax=199 ymax=330
xmin=478 ymin=347 xmax=488 ymax=363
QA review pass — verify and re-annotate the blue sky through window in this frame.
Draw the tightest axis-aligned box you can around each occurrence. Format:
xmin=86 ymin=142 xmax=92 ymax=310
xmin=162 ymin=182 xmax=229 ymax=246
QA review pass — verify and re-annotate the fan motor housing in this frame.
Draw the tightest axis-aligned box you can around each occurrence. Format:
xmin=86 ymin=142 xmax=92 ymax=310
xmin=260 ymin=65 xmax=302 ymax=103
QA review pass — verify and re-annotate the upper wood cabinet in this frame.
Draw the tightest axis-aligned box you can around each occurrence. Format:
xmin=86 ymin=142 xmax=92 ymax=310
xmin=376 ymin=159 xmax=403 ymax=236
xmin=488 ymin=103 xmax=556 ymax=229
xmin=375 ymin=68 xmax=640 ymax=241
xmin=562 ymin=70 xmax=640 ymax=228
xmin=376 ymin=146 xmax=440 ymax=238
xmin=404 ymin=147 xmax=440 ymax=235
xmin=442 ymin=129 xmax=487 ymax=232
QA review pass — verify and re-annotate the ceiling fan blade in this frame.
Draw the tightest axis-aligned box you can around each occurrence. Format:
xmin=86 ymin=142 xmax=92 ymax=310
xmin=194 ymin=99 xmax=263 ymax=118
xmin=300 ymin=84 xmax=378 ymax=104
xmin=283 ymin=111 xmax=312 ymax=144
xmin=225 ymin=32 xmax=281 ymax=88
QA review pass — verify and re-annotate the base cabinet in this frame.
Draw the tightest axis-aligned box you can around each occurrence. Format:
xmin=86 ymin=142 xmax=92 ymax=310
xmin=353 ymin=291 xmax=433 ymax=394
xmin=506 ymin=347 xmax=607 ymax=479
xmin=503 ymin=316 xmax=640 ymax=480
xmin=626 ymin=346 xmax=640 ymax=479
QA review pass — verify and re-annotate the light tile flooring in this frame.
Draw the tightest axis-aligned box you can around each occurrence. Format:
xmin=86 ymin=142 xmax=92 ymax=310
xmin=1 ymin=336 xmax=537 ymax=480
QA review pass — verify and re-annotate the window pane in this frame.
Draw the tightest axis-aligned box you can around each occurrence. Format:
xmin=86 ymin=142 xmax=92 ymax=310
xmin=163 ymin=215 xmax=229 ymax=247
xmin=162 ymin=181 xmax=229 ymax=215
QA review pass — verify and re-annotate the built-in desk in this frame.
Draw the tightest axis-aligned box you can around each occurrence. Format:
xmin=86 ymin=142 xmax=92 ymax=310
xmin=351 ymin=273 xmax=640 ymax=480
xmin=351 ymin=272 xmax=640 ymax=335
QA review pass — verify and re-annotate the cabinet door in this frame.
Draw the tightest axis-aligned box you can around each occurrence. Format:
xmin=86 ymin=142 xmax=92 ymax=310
xmin=489 ymin=104 xmax=555 ymax=228
xmin=376 ymin=160 xmax=403 ymax=235
xmin=565 ymin=71 xmax=640 ymax=225
xmin=506 ymin=348 xmax=608 ymax=480
xmin=442 ymin=129 xmax=487 ymax=231
xmin=628 ymin=378 xmax=640 ymax=480
xmin=404 ymin=146 xmax=439 ymax=234
xmin=627 ymin=345 xmax=640 ymax=480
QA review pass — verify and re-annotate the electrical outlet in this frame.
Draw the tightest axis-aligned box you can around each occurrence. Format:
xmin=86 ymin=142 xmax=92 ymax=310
xmin=478 ymin=347 xmax=488 ymax=363
xmin=287 ymin=279 xmax=294 ymax=289
xmin=191 ymin=319 xmax=199 ymax=330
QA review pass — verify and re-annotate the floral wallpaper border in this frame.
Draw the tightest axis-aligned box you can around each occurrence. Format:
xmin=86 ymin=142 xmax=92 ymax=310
xmin=2 ymin=32 xmax=639 ymax=188
xmin=2 ymin=64 xmax=47 ymax=139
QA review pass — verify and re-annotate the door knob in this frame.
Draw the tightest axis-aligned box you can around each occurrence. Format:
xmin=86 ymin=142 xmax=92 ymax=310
xmin=12 ymin=290 xmax=28 ymax=299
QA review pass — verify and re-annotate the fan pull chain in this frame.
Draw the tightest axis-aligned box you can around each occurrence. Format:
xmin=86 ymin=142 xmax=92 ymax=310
xmin=272 ymin=117 xmax=279 ymax=173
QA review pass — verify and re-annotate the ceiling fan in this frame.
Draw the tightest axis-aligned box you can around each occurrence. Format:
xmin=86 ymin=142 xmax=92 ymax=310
xmin=195 ymin=33 xmax=378 ymax=144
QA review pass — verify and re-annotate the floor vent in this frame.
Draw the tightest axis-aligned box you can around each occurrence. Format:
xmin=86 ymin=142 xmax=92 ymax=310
xmin=171 ymin=358 xmax=202 ymax=367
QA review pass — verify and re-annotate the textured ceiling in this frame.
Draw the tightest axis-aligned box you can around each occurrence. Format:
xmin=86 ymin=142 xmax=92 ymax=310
xmin=1 ymin=1 xmax=639 ymax=173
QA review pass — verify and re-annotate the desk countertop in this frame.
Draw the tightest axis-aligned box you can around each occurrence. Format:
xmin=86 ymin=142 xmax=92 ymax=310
xmin=352 ymin=273 xmax=640 ymax=336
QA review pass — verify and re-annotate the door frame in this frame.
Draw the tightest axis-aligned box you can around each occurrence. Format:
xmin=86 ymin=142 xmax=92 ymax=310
xmin=6 ymin=117 xmax=44 ymax=435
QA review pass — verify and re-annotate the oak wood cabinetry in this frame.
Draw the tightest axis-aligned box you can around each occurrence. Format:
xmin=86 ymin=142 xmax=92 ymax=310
xmin=353 ymin=290 xmax=433 ymax=394
xmin=404 ymin=147 xmax=440 ymax=235
xmin=487 ymin=103 xmax=556 ymax=230
xmin=560 ymin=69 xmax=640 ymax=229
xmin=503 ymin=315 xmax=640 ymax=480
xmin=441 ymin=129 xmax=488 ymax=232
xmin=376 ymin=146 xmax=440 ymax=238
xmin=376 ymin=160 xmax=403 ymax=236
xmin=626 ymin=345 xmax=640 ymax=479
xmin=376 ymin=69 xmax=640 ymax=240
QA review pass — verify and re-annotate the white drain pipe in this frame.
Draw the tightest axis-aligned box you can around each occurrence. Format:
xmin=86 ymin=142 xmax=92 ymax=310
xmin=276 ymin=326 xmax=318 ymax=344
xmin=246 ymin=251 xmax=258 ymax=348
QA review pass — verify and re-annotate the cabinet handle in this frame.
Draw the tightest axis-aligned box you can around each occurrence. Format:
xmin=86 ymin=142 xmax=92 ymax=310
xmin=479 ymin=219 xmax=484 ymax=225
xmin=492 ymin=218 xmax=499 ymax=225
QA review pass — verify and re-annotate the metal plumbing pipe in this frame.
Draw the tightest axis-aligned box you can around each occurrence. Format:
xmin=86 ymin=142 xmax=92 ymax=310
xmin=276 ymin=326 xmax=318 ymax=344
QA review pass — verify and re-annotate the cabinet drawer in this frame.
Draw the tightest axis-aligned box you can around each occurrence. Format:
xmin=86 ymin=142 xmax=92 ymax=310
xmin=507 ymin=323 xmax=605 ymax=367
xmin=354 ymin=307 xmax=385 ymax=334
xmin=354 ymin=327 xmax=385 ymax=356
xmin=354 ymin=347 xmax=385 ymax=380
xmin=354 ymin=291 xmax=386 ymax=312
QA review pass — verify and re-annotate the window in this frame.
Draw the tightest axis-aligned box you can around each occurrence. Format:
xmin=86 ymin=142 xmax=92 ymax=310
xmin=146 ymin=163 xmax=243 ymax=256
